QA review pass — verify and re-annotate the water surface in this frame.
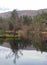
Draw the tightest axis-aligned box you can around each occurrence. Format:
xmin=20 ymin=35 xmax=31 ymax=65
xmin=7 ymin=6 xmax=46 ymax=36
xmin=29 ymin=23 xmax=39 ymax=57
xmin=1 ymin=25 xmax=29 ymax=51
xmin=0 ymin=46 xmax=47 ymax=65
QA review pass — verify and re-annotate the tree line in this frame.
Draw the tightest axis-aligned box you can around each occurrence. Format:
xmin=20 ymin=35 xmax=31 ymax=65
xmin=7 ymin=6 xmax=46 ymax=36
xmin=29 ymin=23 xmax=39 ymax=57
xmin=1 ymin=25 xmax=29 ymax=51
xmin=0 ymin=9 xmax=47 ymax=52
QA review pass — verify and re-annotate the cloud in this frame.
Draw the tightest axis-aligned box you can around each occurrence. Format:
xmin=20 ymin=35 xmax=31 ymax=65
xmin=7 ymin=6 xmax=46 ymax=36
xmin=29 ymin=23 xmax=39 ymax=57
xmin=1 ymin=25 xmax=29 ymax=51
xmin=0 ymin=0 xmax=47 ymax=11
xmin=0 ymin=8 xmax=10 ymax=11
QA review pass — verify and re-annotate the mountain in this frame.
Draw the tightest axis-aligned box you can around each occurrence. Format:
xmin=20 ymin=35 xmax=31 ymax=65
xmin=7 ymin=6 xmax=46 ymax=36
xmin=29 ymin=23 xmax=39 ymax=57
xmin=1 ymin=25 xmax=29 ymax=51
xmin=0 ymin=9 xmax=47 ymax=18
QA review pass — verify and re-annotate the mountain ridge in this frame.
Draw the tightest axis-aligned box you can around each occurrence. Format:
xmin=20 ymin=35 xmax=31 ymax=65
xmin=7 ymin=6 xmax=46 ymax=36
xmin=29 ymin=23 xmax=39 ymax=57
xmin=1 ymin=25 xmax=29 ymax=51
xmin=0 ymin=9 xmax=47 ymax=18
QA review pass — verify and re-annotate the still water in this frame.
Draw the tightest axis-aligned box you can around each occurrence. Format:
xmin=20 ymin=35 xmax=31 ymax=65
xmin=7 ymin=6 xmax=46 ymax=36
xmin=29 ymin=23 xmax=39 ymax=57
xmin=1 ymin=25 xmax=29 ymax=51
xmin=0 ymin=46 xmax=47 ymax=65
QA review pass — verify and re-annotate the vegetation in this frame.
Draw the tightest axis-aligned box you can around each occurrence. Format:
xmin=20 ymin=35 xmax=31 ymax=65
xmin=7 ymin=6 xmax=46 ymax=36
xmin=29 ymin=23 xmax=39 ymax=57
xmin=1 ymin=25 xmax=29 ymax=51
xmin=0 ymin=10 xmax=47 ymax=52
xmin=22 ymin=16 xmax=32 ymax=25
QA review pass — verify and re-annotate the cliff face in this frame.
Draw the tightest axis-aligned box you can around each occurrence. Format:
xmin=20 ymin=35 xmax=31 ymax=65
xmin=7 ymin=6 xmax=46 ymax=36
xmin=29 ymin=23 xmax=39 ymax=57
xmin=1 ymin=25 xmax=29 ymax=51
xmin=0 ymin=9 xmax=47 ymax=18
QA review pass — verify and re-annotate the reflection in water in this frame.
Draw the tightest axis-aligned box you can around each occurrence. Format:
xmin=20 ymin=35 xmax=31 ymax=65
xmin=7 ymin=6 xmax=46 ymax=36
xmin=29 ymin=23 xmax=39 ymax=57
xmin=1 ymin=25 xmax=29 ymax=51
xmin=0 ymin=47 xmax=47 ymax=65
xmin=5 ymin=49 xmax=23 ymax=64
xmin=0 ymin=36 xmax=47 ymax=52
xmin=9 ymin=37 xmax=31 ymax=53
xmin=0 ymin=38 xmax=4 ymax=45
xmin=0 ymin=36 xmax=47 ymax=64
xmin=6 ymin=37 xmax=31 ymax=63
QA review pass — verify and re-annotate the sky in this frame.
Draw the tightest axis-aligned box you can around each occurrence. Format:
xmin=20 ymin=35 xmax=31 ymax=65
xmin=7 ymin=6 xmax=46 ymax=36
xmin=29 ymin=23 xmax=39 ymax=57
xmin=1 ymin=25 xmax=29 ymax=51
xmin=0 ymin=0 xmax=47 ymax=12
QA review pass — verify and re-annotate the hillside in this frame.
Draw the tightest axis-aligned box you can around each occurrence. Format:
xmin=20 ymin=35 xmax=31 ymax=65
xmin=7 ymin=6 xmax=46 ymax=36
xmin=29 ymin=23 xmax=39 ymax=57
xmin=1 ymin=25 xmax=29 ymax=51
xmin=0 ymin=9 xmax=47 ymax=18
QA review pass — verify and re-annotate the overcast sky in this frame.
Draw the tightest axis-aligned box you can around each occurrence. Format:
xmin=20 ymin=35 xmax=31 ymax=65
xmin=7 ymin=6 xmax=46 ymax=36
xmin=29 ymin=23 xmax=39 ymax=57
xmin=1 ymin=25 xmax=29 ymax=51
xmin=0 ymin=0 xmax=47 ymax=12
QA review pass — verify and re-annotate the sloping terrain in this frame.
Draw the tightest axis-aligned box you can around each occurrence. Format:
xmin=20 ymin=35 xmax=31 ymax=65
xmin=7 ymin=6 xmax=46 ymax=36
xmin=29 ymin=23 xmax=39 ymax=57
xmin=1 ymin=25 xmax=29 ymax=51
xmin=0 ymin=9 xmax=47 ymax=18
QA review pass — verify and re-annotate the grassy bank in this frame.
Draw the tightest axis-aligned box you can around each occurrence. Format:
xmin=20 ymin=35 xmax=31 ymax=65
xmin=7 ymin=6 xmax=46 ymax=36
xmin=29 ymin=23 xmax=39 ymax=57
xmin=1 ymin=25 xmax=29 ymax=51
xmin=0 ymin=31 xmax=47 ymax=38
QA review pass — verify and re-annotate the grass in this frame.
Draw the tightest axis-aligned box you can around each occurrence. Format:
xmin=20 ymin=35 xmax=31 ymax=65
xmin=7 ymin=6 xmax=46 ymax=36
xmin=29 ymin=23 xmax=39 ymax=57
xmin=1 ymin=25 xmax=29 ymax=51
xmin=0 ymin=31 xmax=47 ymax=38
xmin=0 ymin=34 xmax=19 ymax=38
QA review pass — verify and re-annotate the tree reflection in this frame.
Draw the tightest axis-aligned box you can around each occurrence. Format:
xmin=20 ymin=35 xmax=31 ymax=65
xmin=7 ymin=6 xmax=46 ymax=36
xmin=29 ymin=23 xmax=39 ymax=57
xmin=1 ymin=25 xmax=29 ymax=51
xmin=9 ymin=36 xmax=32 ymax=53
xmin=0 ymin=36 xmax=47 ymax=63
xmin=4 ymin=36 xmax=31 ymax=64
xmin=0 ymin=36 xmax=47 ymax=52
xmin=0 ymin=38 xmax=4 ymax=45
